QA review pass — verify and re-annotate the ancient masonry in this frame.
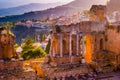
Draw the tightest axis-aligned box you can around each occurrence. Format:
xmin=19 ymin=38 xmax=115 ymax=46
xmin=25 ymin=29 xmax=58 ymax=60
xmin=0 ymin=27 xmax=38 ymax=80
xmin=41 ymin=5 xmax=120 ymax=80
xmin=0 ymin=27 xmax=16 ymax=59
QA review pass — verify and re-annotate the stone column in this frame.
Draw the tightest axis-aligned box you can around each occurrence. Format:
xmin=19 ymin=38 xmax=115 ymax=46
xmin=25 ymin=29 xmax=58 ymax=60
xmin=62 ymin=76 xmax=65 ymax=80
xmin=76 ymin=34 xmax=79 ymax=56
xmin=37 ymin=35 xmax=40 ymax=42
xmin=81 ymin=35 xmax=86 ymax=64
xmin=50 ymin=78 xmax=53 ymax=80
xmin=69 ymin=33 xmax=72 ymax=56
xmin=49 ymin=34 xmax=52 ymax=56
xmin=57 ymin=77 xmax=60 ymax=80
xmin=75 ymin=74 xmax=79 ymax=80
xmin=82 ymin=36 xmax=85 ymax=57
xmin=79 ymin=33 xmax=82 ymax=55
xmin=60 ymin=34 xmax=63 ymax=57
xmin=53 ymin=48 xmax=56 ymax=57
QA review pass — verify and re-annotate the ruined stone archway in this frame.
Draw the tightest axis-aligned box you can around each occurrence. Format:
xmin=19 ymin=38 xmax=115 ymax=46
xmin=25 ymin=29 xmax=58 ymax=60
xmin=63 ymin=40 xmax=67 ymax=55
xmin=100 ymin=38 xmax=104 ymax=50
xmin=54 ymin=77 xmax=57 ymax=80
xmin=84 ymin=35 xmax=93 ymax=63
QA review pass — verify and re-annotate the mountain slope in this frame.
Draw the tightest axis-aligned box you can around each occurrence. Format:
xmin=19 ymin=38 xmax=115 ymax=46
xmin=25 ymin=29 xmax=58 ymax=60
xmin=0 ymin=3 xmax=63 ymax=17
xmin=0 ymin=0 xmax=107 ymax=22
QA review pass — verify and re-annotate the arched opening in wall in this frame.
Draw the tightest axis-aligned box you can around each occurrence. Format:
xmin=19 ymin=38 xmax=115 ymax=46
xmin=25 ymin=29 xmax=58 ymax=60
xmin=53 ymin=77 xmax=57 ymax=80
xmin=100 ymin=39 xmax=104 ymax=50
xmin=55 ymin=38 xmax=60 ymax=56
xmin=84 ymin=35 xmax=92 ymax=63
xmin=63 ymin=40 xmax=67 ymax=55
xmin=65 ymin=76 xmax=75 ymax=80
xmin=71 ymin=35 xmax=77 ymax=55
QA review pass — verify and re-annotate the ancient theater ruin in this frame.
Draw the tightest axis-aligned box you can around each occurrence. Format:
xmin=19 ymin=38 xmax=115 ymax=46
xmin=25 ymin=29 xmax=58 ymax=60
xmin=41 ymin=5 xmax=120 ymax=80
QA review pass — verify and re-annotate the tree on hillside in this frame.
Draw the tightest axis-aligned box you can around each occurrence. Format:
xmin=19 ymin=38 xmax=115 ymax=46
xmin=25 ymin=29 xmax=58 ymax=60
xmin=5 ymin=21 xmax=17 ymax=28
xmin=40 ymin=34 xmax=46 ymax=42
xmin=21 ymin=37 xmax=34 ymax=53
xmin=45 ymin=39 xmax=51 ymax=54
xmin=14 ymin=44 xmax=19 ymax=49
xmin=22 ymin=47 xmax=46 ymax=60
xmin=21 ymin=37 xmax=46 ymax=60
xmin=4 ymin=22 xmax=13 ymax=28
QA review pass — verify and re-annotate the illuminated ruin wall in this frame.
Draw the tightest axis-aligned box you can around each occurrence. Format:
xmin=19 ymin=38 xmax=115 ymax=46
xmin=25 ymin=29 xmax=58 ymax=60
xmin=49 ymin=21 xmax=107 ymax=64
xmin=0 ymin=27 xmax=16 ymax=59
xmin=106 ymin=26 xmax=120 ymax=54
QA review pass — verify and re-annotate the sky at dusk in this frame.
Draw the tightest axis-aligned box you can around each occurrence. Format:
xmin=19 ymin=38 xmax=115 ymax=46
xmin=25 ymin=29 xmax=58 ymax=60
xmin=0 ymin=0 xmax=108 ymax=9
xmin=0 ymin=0 xmax=74 ymax=9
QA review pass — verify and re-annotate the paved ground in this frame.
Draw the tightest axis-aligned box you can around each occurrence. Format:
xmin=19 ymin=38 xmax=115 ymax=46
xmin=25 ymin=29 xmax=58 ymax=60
xmin=98 ymin=71 xmax=120 ymax=80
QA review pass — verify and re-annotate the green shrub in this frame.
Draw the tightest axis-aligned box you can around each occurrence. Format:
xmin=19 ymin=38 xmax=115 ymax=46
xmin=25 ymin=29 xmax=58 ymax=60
xmin=21 ymin=48 xmax=46 ymax=60
xmin=21 ymin=37 xmax=46 ymax=60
